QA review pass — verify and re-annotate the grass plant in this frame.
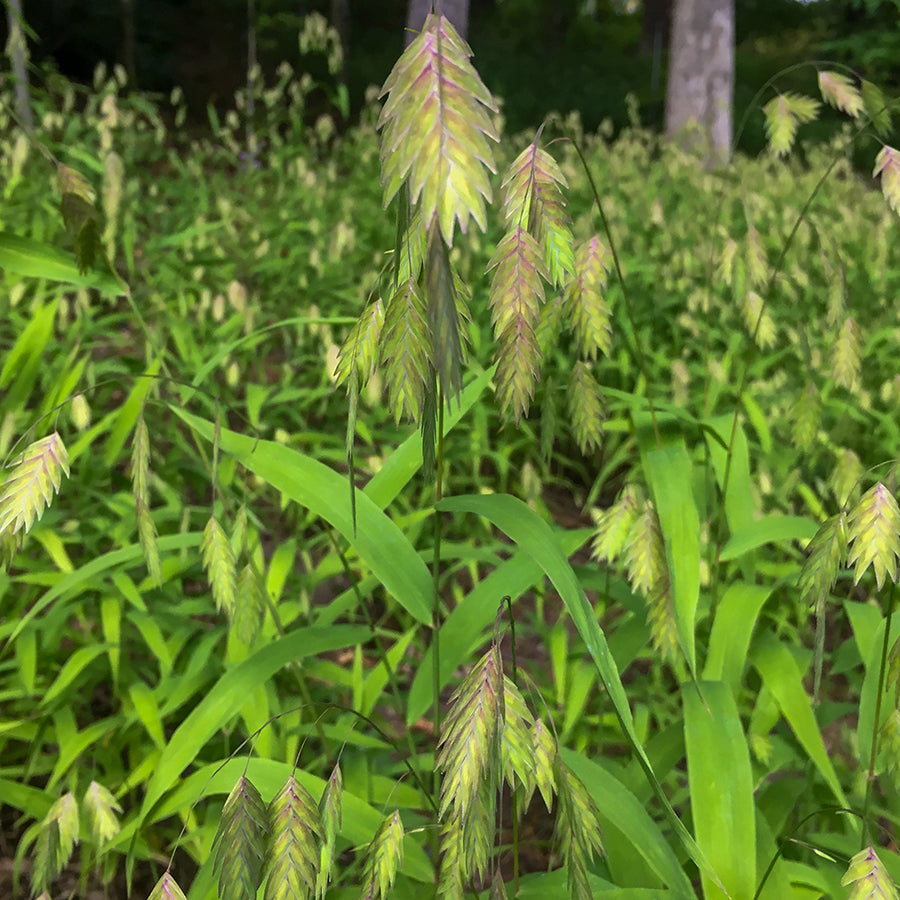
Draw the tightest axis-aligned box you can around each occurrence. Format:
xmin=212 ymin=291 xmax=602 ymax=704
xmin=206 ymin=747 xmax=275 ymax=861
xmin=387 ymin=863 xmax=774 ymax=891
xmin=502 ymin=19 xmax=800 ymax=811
xmin=2 ymin=11 xmax=900 ymax=900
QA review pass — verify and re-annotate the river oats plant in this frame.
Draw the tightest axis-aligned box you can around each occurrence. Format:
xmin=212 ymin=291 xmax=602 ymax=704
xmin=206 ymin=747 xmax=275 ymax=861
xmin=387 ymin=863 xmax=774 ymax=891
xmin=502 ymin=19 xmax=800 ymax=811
xmin=4 ymin=10 xmax=900 ymax=900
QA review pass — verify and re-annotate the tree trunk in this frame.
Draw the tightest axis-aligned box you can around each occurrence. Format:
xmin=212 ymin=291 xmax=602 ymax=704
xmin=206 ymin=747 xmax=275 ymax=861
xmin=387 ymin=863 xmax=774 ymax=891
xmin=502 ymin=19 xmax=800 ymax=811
xmin=640 ymin=0 xmax=672 ymax=55
xmin=664 ymin=0 xmax=733 ymax=165
xmin=5 ymin=0 xmax=33 ymax=133
xmin=406 ymin=0 xmax=471 ymax=45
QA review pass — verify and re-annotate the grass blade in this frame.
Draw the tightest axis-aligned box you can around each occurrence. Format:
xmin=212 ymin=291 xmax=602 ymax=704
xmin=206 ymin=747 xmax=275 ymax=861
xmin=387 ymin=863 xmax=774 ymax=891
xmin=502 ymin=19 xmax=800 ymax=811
xmin=175 ymin=409 xmax=433 ymax=624
xmin=683 ymin=681 xmax=756 ymax=900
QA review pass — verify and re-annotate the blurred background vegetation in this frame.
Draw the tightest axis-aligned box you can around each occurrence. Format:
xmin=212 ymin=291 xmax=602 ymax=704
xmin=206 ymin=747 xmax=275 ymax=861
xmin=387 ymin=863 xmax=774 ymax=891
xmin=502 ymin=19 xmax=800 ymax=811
xmin=6 ymin=0 xmax=899 ymax=150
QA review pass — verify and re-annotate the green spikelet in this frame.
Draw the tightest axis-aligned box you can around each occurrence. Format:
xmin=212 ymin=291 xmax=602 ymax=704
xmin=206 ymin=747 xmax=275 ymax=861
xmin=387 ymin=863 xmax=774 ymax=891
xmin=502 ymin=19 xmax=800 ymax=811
xmin=798 ymin=513 xmax=847 ymax=610
xmin=378 ymin=278 xmax=433 ymax=424
xmin=791 ymin=383 xmax=821 ymax=452
xmin=32 ymin=792 xmax=79 ymax=895
xmin=833 ymin=316 xmax=862 ymax=393
xmin=335 ymin=298 xmax=385 ymax=392
xmin=487 ymin=226 xmax=547 ymax=423
xmin=131 ymin=415 xmax=161 ymax=587
xmin=202 ymin=514 xmax=238 ymax=617
xmin=567 ymin=361 xmax=604 ymax=454
xmin=623 ymin=500 xmax=666 ymax=597
xmin=213 ymin=776 xmax=269 ymax=900
xmin=879 ymin=708 xmax=900 ymax=789
xmin=873 ymin=146 xmax=900 ymax=217
xmin=645 ymin=571 xmax=678 ymax=662
xmin=316 ymin=764 xmax=342 ymax=899
xmin=359 ymin=811 xmax=404 ymax=900
xmin=888 ymin=637 xmax=900 ymax=706
xmin=147 ymin=872 xmax=188 ymax=900
xmin=501 ymin=140 xmax=575 ymax=288
xmin=591 ymin=483 xmax=643 ymax=565
xmin=0 ymin=433 xmax=71 ymax=540
xmin=437 ymin=647 xmax=503 ymax=821
xmin=818 ymin=70 xmax=864 ymax=118
xmin=762 ymin=92 xmax=819 ymax=157
xmin=830 ymin=448 xmax=862 ymax=508
xmin=531 ymin=717 xmax=557 ymax=812
xmin=846 ymin=482 xmax=900 ymax=591
xmin=500 ymin=676 xmax=536 ymax=798
xmin=83 ymin=781 xmax=122 ymax=846
xmin=742 ymin=290 xmax=776 ymax=349
xmin=377 ymin=14 xmax=498 ymax=246
xmin=234 ymin=563 xmax=265 ymax=645
xmin=266 ymin=775 xmax=322 ymax=900
xmin=565 ymin=237 xmax=612 ymax=361
xmin=554 ymin=759 xmax=604 ymax=900
xmin=745 ymin=224 xmax=768 ymax=289
xmin=841 ymin=846 xmax=899 ymax=900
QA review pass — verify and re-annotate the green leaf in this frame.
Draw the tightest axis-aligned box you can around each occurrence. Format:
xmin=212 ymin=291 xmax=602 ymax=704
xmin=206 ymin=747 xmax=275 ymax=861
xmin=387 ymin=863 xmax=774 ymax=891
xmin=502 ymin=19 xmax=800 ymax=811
xmin=562 ymin=750 xmax=695 ymax=899
xmin=719 ymin=515 xmax=817 ymax=561
xmin=703 ymin=415 xmax=754 ymax=538
xmin=704 ymin=583 xmax=774 ymax=692
xmin=175 ymin=409 xmax=432 ymax=624
xmin=136 ymin=625 xmax=369 ymax=826
xmin=751 ymin=633 xmax=847 ymax=806
xmin=0 ymin=231 xmax=127 ymax=295
xmin=683 ymin=682 xmax=755 ymax=900
xmin=634 ymin=414 xmax=700 ymax=674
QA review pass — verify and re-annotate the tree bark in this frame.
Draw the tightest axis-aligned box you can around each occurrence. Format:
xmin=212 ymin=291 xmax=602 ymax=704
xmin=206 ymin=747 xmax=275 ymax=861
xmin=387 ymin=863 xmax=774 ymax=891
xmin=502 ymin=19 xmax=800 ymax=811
xmin=665 ymin=0 xmax=734 ymax=165
xmin=406 ymin=0 xmax=471 ymax=45
xmin=5 ymin=0 xmax=33 ymax=133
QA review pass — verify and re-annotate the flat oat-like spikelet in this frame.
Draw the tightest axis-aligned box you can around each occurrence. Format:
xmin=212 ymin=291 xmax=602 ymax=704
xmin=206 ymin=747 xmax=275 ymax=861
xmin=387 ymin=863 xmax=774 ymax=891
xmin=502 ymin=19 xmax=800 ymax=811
xmin=437 ymin=647 xmax=503 ymax=821
xmin=486 ymin=226 xmax=547 ymax=423
xmin=565 ymin=236 xmax=612 ymax=361
xmin=874 ymin=146 xmax=900 ymax=216
xmin=0 ymin=433 xmax=70 ymax=549
xmin=266 ymin=775 xmax=323 ymax=900
xmin=501 ymin=141 xmax=575 ymax=288
xmin=790 ymin=382 xmax=821 ymax=452
xmin=762 ymin=92 xmax=819 ymax=157
xmin=554 ymin=759 xmax=604 ymax=900
xmin=202 ymin=514 xmax=238 ymax=617
xmin=378 ymin=278 xmax=433 ymax=424
xmin=147 ymin=872 xmax=188 ymax=900
xmin=818 ymin=70 xmax=864 ymax=118
xmin=334 ymin=298 xmax=385 ymax=392
xmin=316 ymin=763 xmax=342 ymax=899
xmin=742 ymin=290 xmax=777 ymax=350
xmin=32 ymin=792 xmax=79 ymax=895
xmin=132 ymin=415 xmax=161 ymax=587
xmin=213 ymin=776 xmax=269 ymax=900
xmin=377 ymin=14 xmax=498 ymax=246
xmin=846 ymin=482 xmax=900 ymax=590
xmin=841 ymin=846 xmax=899 ymax=900
xmin=798 ymin=513 xmax=846 ymax=610
xmin=591 ymin=483 xmax=643 ymax=565
xmin=358 ymin=811 xmax=404 ymax=900
xmin=833 ymin=315 xmax=862 ymax=393
xmin=567 ymin=362 xmax=604 ymax=454
xmin=83 ymin=780 xmax=122 ymax=846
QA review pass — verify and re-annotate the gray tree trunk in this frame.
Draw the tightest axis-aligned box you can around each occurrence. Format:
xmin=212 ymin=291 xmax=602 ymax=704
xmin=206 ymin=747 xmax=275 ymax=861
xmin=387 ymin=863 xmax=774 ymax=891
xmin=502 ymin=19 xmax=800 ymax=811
xmin=5 ymin=0 xmax=33 ymax=133
xmin=406 ymin=0 xmax=470 ymax=45
xmin=664 ymin=0 xmax=733 ymax=165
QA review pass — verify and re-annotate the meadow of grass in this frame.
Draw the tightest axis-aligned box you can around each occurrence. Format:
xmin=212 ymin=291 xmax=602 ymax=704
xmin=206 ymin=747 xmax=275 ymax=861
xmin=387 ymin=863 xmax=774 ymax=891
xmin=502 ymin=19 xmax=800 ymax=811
xmin=1 ymin=15 xmax=900 ymax=900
